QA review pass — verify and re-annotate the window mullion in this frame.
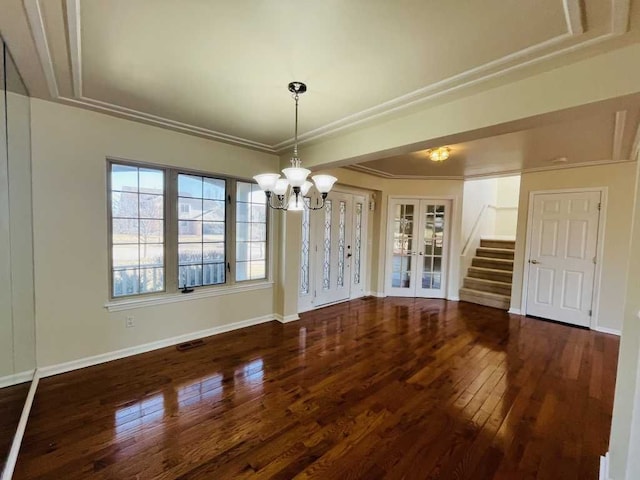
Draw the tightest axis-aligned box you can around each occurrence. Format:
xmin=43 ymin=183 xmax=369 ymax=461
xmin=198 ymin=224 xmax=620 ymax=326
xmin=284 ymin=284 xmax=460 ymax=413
xmin=228 ymin=179 xmax=237 ymax=285
xmin=166 ymin=169 xmax=178 ymax=293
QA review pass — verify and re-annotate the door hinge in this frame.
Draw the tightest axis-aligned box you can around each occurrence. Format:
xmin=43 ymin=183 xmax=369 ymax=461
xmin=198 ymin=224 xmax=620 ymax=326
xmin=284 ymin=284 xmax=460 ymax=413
xmin=597 ymin=203 xmax=601 ymax=211
xmin=227 ymin=194 xmax=232 ymax=204
xmin=593 ymin=256 xmax=597 ymax=264
xmin=589 ymin=309 xmax=592 ymax=317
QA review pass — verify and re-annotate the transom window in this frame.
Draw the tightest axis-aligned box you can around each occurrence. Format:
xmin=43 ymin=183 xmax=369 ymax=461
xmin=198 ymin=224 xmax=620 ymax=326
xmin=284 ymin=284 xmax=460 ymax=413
xmin=108 ymin=161 xmax=268 ymax=298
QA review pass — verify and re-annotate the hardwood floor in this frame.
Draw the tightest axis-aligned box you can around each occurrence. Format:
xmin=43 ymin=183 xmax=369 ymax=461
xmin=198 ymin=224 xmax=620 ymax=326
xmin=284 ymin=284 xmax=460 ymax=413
xmin=14 ymin=298 xmax=619 ymax=479
xmin=0 ymin=381 xmax=30 ymax=473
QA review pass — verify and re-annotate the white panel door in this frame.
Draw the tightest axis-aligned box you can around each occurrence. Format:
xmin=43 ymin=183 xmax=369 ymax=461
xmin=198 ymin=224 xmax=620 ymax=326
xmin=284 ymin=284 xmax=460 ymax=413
xmin=386 ymin=199 xmax=450 ymax=298
xmin=526 ymin=191 xmax=601 ymax=327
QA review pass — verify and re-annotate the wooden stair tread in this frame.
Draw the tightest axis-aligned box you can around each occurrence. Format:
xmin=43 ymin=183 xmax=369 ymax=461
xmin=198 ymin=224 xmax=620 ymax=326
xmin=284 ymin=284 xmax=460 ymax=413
xmin=468 ymin=266 xmax=513 ymax=275
xmin=472 ymin=257 xmax=513 ymax=264
xmin=464 ymin=277 xmax=511 ymax=288
xmin=459 ymin=287 xmax=510 ymax=300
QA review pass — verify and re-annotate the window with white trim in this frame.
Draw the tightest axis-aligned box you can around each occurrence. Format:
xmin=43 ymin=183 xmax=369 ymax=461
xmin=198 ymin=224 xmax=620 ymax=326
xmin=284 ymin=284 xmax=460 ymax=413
xmin=108 ymin=161 xmax=268 ymax=299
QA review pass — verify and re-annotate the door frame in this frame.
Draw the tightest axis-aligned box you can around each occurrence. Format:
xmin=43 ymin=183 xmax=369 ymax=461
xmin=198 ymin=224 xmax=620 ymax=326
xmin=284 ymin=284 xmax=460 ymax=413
xmin=520 ymin=187 xmax=607 ymax=330
xmin=384 ymin=195 xmax=458 ymax=299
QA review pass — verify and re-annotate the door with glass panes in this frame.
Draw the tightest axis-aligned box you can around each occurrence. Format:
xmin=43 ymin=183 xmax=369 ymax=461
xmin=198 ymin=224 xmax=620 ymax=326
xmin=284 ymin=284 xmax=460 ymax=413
xmin=386 ymin=198 xmax=450 ymax=298
xmin=299 ymin=192 xmax=368 ymax=311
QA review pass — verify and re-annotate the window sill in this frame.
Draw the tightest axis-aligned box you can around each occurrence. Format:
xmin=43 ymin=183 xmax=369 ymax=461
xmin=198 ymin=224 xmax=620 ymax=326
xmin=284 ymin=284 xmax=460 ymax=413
xmin=104 ymin=281 xmax=274 ymax=312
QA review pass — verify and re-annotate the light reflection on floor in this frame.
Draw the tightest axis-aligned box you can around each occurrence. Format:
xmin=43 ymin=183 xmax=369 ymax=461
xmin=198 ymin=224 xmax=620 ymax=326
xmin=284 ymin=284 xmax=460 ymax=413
xmin=177 ymin=373 xmax=223 ymax=409
xmin=114 ymin=393 xmax=165 ymax=440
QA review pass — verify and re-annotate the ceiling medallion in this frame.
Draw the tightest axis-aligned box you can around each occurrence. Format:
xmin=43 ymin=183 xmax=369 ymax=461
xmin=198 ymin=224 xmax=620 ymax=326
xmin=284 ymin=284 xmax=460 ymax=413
xmin=427 ymin=147 xmax=450 ymax=162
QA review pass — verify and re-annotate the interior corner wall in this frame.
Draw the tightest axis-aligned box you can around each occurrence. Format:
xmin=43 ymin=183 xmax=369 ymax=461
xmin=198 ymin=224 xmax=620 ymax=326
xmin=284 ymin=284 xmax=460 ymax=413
xmin=30 ymin=98 xmax=280 ymax=368
xmin=510 ymin=162 xmax=636 ymax=332
xmin=609 ymin=151 xmax=640 ymax=480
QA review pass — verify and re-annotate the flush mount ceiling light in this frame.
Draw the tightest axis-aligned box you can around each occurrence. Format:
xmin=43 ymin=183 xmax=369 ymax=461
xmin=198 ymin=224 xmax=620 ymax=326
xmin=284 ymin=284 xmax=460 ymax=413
xmin=427 ymin=147 xmax=451 ymax=162
xmin=253 ymin=82 xmax=337 ymax=212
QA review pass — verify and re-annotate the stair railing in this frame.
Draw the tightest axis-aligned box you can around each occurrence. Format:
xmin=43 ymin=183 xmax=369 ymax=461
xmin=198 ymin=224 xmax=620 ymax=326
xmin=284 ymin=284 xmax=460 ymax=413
xmin=460 ymin=204 xmax=497 ymax=284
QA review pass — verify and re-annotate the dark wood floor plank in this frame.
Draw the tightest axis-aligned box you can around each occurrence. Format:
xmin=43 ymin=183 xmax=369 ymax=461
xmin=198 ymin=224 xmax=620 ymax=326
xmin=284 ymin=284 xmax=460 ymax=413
xmin=13 ymin=298 xmax=619 ymax=479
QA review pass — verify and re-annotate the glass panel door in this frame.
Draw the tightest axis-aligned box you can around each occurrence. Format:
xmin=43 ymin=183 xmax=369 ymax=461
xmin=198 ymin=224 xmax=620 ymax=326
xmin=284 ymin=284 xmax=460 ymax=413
xmin=386 ymin=198 xmax=450 ymax=298
xmin=386 ymin=199 xmax=419 ymax=297
xmin=416 ymin=202 xmax=448 ymax=298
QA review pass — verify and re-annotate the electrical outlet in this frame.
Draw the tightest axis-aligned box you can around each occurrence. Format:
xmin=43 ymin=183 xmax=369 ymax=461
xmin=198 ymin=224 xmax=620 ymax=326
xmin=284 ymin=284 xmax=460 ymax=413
xmin=125 ymin=316 xmax=135 ymax=328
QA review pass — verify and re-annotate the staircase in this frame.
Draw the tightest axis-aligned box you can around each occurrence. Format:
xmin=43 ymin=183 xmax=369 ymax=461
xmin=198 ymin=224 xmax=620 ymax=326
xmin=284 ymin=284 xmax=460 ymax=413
xmin=460 ymin=239 xmax=515 ymax=310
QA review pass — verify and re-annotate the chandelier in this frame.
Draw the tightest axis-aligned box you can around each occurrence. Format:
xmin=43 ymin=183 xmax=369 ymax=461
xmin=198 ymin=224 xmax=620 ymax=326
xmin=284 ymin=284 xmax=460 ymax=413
xmin=254 ymin=82 xmax=337 ymax=211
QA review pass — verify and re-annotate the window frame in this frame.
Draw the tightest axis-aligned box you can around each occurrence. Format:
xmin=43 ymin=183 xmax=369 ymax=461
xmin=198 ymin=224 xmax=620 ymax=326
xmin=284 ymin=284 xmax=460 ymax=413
xmin=107 ymin=158 xmax=270 ymax=301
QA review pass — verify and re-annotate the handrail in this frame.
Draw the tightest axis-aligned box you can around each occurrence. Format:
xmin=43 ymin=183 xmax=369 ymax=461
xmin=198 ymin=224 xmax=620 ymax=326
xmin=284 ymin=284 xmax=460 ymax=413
xmin=461 ymin=204 xmax=495 ymax=257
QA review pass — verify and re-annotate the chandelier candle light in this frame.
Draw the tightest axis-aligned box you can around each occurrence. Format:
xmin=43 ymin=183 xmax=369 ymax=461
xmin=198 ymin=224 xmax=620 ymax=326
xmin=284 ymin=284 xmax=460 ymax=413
xmin=254 ymin=82 xmax=337 ymax=212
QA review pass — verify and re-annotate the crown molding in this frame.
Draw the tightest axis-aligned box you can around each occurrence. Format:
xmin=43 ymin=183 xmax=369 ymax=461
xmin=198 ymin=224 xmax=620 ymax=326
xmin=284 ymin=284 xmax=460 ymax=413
xmin=24 ymin=0 xmax=631 ymax=154
xmin=346 ymin=158 xmax=637 ymax=181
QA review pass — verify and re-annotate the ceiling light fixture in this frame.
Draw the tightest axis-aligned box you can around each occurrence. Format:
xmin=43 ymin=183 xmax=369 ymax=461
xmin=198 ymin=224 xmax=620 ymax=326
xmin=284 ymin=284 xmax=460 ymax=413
xmin=427 ymin=147 xmax=450 ymax=162
xmin=254 ymin=82 xmax=337 ymax=212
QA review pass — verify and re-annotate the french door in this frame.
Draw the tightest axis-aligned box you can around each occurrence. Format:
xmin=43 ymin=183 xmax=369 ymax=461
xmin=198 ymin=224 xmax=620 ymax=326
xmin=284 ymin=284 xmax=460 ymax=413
xmin=386 ymin=198 xmax=451 ymax=298
xmin=525 ymin=191 xmax=601 ymax=327
xmin=299 ymin=191 xmax=368 ymax=311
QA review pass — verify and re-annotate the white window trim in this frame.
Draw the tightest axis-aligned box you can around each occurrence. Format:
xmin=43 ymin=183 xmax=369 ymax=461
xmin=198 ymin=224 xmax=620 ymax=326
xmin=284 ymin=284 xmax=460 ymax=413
xmin=104 ymin=280 xmax=274 ymax=312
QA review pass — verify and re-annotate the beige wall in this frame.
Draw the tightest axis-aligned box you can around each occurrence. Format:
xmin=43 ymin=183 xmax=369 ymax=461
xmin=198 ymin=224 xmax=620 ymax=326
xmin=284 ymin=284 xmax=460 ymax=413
xmin=610 ymin=153 xmax=640 ymax=480
xmin=511 ymin=163 xmax=636 ymax=332
xmin=495 ymin=175 xmax=520 ymax=237
xmin=30 ymin=99 xmax=280 ymax=367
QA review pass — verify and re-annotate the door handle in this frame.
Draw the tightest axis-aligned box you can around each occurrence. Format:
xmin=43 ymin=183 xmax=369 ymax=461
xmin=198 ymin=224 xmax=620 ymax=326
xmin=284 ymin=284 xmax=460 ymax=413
xmin=347 ymin=253 xmax=352 ymax=258
xmin=529 ymin=259 xmax=539 ymax=264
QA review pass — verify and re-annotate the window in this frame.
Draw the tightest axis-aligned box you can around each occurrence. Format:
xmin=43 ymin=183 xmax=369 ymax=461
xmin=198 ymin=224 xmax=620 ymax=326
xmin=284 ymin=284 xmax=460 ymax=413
xmin=178 ymin=174 xmax=226 ymax=288
xmin=110 ymin=164 xmax=165 ymax=296
xmin=236 ymin=182 xmax=267 ymax=281
xmin=108 ymin=161 xmax=268 ymax=299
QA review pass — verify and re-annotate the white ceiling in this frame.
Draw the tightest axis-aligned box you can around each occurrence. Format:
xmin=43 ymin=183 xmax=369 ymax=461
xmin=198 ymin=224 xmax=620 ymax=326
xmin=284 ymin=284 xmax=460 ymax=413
xmin=1 ymin=0 xmax=638 ymax=156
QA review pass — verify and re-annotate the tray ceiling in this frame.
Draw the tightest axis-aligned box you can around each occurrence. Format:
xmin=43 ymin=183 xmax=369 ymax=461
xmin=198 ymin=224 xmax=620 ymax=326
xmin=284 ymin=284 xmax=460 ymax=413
xmin=13 ymin=0 xmax=639 ymax=152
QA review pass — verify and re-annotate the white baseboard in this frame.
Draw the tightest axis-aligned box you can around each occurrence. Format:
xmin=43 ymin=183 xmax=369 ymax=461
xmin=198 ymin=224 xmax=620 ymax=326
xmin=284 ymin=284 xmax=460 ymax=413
xmin=38 ymin=314 xmax=276 ymax=378
xmin=447 ymin=296 xmax=460 ymax=302
xmin=594 ymin=326 xmax=621 ymax=336
xmin=599 ymin=452 xmax=610 ymax=480
xmin=1 ymin=371 xmax=39 ymax=480
xmin=508 ymin=308 xmax=523 ymax=315
xmin=273 ymin=313 xmax=300 ymax=323
xmin=369 ymin=291 xmax=386 ymax=298
xmin=0 ymin=369 xmax=36 ymax=389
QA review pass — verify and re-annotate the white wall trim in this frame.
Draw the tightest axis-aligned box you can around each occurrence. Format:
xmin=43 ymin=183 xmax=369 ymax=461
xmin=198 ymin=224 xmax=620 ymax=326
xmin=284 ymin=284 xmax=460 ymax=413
xmin=347 ymin=159 xmax=637 ymax=181
xmin=562 ymin=0 xmax=584 ymax=35
xmin=23 ymin=0 xmax=630 ymax=153
xmin=593 ymin=326 xmax=621 ymax=336
xmin=1 ymin=372 xmax=39 ymax=480
xmin=273 ymin=313 xmax=300 ymax=323
xmin=0 ymin=369 xmax=35 ymax=389
xmin=520 ymin=187 xmax=608 ymax=331
xmin=447 ymin=296 xmax=460 ymax=302
xmin=612 ymin=110 xmax=628 ymax=161
xmin=104 ymin=281 xmax=273 ymax=312
xmin=38 ymin=314 xmax=276 ymax=378
xmin=65 ymin=0 xmax=82 ymax=98
xmin=599 ymin=452 xmax=611 ymax=480
xmin=508 ymin=308 xmax=523 ymax=315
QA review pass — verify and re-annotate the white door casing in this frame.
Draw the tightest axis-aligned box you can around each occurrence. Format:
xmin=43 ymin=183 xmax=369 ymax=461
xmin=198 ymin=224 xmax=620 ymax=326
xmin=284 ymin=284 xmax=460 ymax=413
xmin=385 ymin=198 xmax=451 ymax=298
xmin=525 ymin=190 xmax=601 ymax=327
